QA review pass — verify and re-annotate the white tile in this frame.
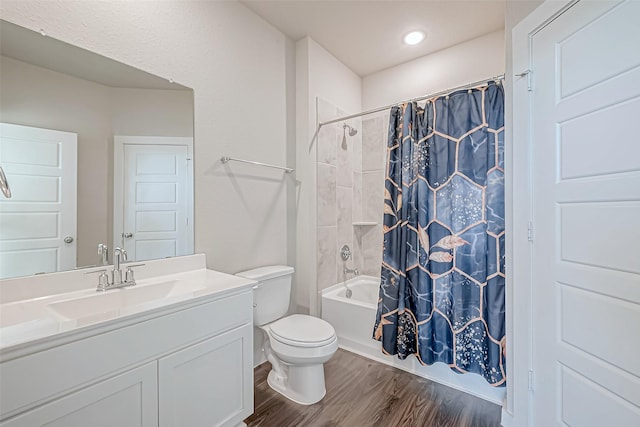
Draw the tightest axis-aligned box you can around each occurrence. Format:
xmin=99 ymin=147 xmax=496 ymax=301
xmin=352 ymin=228 xmax=365 ymax=274
xmin=336 ymin=187 xmax=354 ymax=281
xmin=352 ymin=172 xmax=362 ymax=222
xmin=362 ymin=171 xmax=384 ymax=223
xmin=336 ymin=124 xmax=353 ymax=187
xmin=353 ymin=121 xmax=363 ymax=173
xmin=380 ymin=111 xmax=391 ymax=170
xmin=317 ymin=163 xmax=336 ymax=227
xmin=336 ymin=186 xmax=353 ymax=250
xmin=317 ymin=226 xmax=337 ymax=291
xmin=362 ymin=224 xmax=383 ymax=277
xmin=362 ymin=115 xmax=384 ymax=172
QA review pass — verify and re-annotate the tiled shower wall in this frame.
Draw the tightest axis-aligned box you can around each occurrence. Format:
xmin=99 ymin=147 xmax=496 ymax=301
xmin=354 ymin=112 xmax=388 ymax=277
xmin=316 ymin=97 xmax=388 ymax=302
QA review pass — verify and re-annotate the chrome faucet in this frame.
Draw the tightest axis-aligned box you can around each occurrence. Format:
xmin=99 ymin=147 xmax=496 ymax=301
xmin=85 ymin=247 xmax=144 ymax=291
xmin=343 ymin=266 xmax=359 ymax=277
xmin=97 ymin=243 xmax=109 ymax=266
xmin=113 ymin=247 xmax=127 ymax=285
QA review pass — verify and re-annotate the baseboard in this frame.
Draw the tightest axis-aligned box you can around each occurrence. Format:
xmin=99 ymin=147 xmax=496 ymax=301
xmin=500 ymin=407 xmax=514 ymax=427
xmin=254 ymin=351 xmax=267 ymax=368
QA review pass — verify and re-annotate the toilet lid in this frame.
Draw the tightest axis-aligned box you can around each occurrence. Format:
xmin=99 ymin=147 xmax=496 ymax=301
xmin=269 ymin=314 xmax=336 ymax=347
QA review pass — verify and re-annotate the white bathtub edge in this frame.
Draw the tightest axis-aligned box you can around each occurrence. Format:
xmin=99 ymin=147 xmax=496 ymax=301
xmin=321 ymin=275 xmax=378 ymax=296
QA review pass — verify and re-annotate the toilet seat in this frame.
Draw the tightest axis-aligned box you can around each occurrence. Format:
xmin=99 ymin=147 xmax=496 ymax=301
xmin=269 ymin=314 xmax=336 ymax=348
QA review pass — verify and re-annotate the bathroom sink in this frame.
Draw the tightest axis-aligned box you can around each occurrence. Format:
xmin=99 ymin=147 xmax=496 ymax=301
xmin=47 ymin=279 xmax=204 ymax=323
xmin=0 ymin=302 xmax=60 ymax=346
xmin=1 ymin=301 xmax=49 ymax=328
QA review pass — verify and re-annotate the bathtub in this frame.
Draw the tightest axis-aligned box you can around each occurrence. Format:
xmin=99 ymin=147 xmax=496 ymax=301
xmin=321 ymin=275 xmax=379 ymax=354
xmin=321 ymin=275 xmax=506 ymax=405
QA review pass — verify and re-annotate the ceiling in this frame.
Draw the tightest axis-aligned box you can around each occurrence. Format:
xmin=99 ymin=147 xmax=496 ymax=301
xmin=0 ymin=20 xmax=189 ymax=90
xmin=241 ymin=0 xmax=506 ymax=76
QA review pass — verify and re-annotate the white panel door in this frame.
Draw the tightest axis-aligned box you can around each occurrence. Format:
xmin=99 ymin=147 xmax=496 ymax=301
xmin=531 ymin=1 xmax=640 ymax=425
xmin=122 ymin=143 xmax=189 ymax=261
xmin=0 ymin=123 xmax=77 ymax=279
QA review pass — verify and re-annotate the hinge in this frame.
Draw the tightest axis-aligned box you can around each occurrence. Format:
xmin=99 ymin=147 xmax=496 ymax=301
xmin=528 ymin=370 xmax=535 ymax=391
xmin=515 ymin=70 xmax=533 ymax=92
xmin=527 ymin=221 xmax=534 ymax=242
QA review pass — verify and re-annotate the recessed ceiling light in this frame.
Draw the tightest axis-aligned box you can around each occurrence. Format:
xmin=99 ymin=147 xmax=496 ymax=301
xmin=403 ymin=31 xmax=425 ymax=45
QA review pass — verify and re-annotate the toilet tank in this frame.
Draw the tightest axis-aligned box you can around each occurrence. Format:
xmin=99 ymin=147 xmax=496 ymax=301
xmin=235 ymin=265 xmax=294 ymax=326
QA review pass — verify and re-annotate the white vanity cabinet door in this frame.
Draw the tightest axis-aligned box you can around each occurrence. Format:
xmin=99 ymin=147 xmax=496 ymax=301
xmin=158 ymin=323 xmax=253 ymax=427
xmin=1 ymin=362 xmax=158 ymax=427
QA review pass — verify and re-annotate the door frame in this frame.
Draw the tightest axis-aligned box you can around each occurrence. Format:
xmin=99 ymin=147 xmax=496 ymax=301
xmin=506 ymin=1 xmax=579 ymax=426
xmin=113 ymin=135 xmax=194 ymax=257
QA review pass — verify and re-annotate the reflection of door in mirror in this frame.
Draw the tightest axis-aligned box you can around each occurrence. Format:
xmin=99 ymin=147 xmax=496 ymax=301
xmin=114 ymin=136 xmax=194 ymax=262
xmin=1 ymin=20 xmax=195 ymax=278
xmin=0 ymin=123 xmax=77 ymax=278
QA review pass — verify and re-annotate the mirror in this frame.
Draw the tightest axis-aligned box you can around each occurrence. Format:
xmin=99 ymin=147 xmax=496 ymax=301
xmin=0 ymin=20 xmax=195 ymax=279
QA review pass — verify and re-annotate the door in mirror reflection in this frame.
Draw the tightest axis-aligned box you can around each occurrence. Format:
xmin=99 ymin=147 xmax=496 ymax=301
xmin=115 ymin=136 xmax=194 ymax=262
xmin=0 ymin=123 xmax=77 ymax=279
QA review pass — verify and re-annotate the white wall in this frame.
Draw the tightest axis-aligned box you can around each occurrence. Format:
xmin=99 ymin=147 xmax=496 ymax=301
xmin=0 ymin=0 xmax=293 ymax=274
xmin=362 ymin=30 xmax=505 ymax=110
xmin=109 ymin=88 xmax=193 ymax=137
xmin=296 ymin=37 xmax=361 ymax=314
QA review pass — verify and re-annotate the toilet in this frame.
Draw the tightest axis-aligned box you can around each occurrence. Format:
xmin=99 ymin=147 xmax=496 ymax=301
xmin=235 ymin=265 xmax=338 ymax=405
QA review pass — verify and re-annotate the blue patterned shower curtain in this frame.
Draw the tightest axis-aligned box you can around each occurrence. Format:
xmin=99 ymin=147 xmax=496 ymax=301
xmin=373 ymin=82 xmax=505 ymax=386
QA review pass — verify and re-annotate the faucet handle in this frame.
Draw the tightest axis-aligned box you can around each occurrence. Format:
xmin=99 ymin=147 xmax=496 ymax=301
xmin=124 ymin=263 xmax=145 ymax=284
xmin=84 ymin=269 xmax=110 ymax=291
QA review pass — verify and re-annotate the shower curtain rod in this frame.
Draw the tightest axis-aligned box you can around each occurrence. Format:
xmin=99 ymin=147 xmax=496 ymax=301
xmin=318 ymin=74 xmax=505 ymax=128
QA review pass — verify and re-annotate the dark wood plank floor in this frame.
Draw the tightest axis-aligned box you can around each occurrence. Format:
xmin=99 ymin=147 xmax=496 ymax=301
xmin=245 ymin=349 xmax=502 ymax=427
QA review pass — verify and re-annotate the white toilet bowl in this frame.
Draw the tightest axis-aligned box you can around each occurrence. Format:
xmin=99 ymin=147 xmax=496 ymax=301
xmin=261 ymin=314 xmax=338 ymax=405
xmin=234 ymin=265 xmax=338 ymax=405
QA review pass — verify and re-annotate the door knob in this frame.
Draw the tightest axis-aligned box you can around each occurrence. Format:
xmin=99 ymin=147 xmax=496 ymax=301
xmin=64 ymin=236 xmax=74 ymax=243
xmin=123 ymin=232 xmax=133 ymax=239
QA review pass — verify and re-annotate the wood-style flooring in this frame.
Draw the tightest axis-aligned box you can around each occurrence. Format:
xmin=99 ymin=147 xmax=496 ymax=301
xmin=245 ymin=349 xmax=502 ymax=427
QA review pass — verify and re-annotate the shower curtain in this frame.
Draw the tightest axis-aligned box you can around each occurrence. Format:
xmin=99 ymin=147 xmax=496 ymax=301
xmin=373 ymin=82 xmax=505 ymax=386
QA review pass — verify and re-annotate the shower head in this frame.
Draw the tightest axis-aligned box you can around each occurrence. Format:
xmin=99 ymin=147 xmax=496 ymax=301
xmin=343 ymin=123 xmax=358 ymax=136
xmin=341 ymin=123 xmax=358 ymax=150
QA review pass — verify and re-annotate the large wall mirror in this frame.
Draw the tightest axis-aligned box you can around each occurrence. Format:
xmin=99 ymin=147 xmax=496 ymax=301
xmin=0 ymin=20 xmax=195 ymax=279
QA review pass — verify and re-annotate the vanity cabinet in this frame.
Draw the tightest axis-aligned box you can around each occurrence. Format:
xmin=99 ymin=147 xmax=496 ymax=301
xmin=158 ymin=324 xmax=253 ymax=427
xmin=0 ymin=290 xmax=253 ymax=427
xmin=2 ymin=362 xmax=159 ymax=427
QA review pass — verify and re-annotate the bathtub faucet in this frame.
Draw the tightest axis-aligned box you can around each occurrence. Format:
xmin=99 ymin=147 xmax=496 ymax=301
xmin=344 ymin=267 xmax=359 ymax=277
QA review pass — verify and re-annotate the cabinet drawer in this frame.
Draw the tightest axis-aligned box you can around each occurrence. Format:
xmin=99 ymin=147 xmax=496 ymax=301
xmin=1 ymin=362 xmax=158 ymax=427
xmin=0 ymin=291 xmax=252 ymax=418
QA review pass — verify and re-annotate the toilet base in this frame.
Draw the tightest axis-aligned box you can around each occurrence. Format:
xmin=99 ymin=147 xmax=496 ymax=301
xmin=266 ymin=363 xmax=327 ymax=405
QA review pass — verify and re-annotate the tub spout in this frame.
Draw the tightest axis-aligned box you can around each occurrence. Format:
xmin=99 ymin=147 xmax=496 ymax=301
xmin=344 ymin=267 xmax=359 ymax=277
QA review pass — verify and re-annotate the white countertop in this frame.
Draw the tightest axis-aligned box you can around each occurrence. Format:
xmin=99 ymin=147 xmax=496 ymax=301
xmin=0 ymin=255 xmax=256 ymax=355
